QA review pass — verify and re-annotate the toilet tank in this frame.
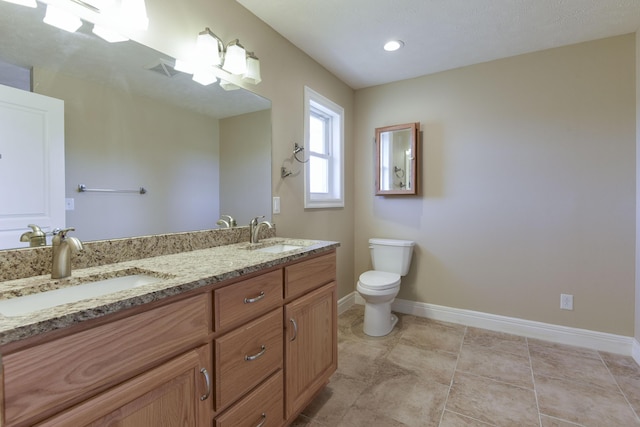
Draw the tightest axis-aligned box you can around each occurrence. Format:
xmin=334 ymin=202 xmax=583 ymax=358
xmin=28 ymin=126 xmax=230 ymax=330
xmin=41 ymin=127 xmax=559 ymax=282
xmin=369 ymin=238 xmax=415 ymax=275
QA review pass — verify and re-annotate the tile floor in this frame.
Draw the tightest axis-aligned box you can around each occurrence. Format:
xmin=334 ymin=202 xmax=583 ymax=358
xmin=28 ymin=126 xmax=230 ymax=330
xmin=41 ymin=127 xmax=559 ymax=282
xmin=292 ymin=305 xmax=640 ymax=427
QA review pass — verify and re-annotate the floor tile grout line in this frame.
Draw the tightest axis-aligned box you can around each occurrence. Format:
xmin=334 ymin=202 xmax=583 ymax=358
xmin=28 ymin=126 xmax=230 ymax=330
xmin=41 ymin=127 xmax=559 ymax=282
xmin=437 ymin=325 xmax=467 ymax=426
xmin=598 ymin=350 xmax=640 ymax=423
xmin=526 ymin=337 xmax=544 ymax=427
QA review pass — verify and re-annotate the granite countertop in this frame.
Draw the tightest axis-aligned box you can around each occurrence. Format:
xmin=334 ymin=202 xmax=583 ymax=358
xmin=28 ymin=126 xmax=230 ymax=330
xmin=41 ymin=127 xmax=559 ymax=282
xmin=0 ymin=238 xmax=339 ymax=347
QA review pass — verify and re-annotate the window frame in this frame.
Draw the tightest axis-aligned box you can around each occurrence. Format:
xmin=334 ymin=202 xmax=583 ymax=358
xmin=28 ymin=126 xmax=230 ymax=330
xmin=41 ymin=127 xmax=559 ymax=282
xmin=303 ymin=86 xmax=344 ymax=208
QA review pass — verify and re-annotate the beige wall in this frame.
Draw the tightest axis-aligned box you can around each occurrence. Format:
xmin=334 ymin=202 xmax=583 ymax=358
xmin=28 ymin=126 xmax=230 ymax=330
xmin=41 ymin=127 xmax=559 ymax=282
xmin=355 ymin=35 xmax=636 ymax=336
xmin=219 ymin=109 xmax=271 ymax=225
xmin=636 ymin=30 xmax=640 ymax=343
xmin=133 ymin=0 xmax=356 ymax=299
xmin=34 ymin=68 xmax=221 ymax=242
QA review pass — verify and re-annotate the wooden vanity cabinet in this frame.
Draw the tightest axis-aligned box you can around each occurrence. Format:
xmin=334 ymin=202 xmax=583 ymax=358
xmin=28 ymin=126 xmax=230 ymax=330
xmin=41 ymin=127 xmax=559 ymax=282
xmin=0 ymin=248 xmax=337 ymax=427
xmin=284 ymin=252 xmax=337 ymax=420
xmin=36 ymin=344 xmax=211 ymax=427
xmin=2 ymin=294 xmax=210 ymax=427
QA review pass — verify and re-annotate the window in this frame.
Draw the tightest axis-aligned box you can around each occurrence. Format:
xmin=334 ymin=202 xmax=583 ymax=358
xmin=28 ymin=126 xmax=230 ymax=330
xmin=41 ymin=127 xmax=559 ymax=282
xmin=304 ymin=86 xmax=344 ymax=208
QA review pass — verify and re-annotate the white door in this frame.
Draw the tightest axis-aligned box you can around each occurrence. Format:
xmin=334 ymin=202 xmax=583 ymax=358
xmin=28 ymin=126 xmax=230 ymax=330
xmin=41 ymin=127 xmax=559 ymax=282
xmin=0 ymin=83 xmax=65 ymax=249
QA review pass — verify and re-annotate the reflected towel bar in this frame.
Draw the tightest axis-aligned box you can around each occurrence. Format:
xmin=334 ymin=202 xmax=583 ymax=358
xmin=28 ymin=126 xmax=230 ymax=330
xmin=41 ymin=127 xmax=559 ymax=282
xmin=78 ymin=184 xmax=147 ymax=194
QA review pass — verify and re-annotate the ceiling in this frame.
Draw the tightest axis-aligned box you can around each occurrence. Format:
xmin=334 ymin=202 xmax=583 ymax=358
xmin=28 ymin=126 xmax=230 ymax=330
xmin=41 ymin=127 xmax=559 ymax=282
xmin=237 ymin=0 xmax=640 ymax=89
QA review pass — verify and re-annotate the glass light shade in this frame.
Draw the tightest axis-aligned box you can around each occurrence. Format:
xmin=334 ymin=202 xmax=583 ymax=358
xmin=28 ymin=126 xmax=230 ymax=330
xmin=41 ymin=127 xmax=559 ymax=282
xmin=119 ymin=0 xmax=149 ymax=30
xmin=222 ymin=40 xmax=247 ymax=75
xmin=174 ymin=59 xmax=195 ymax=74
xmin=3 ymin=0 xmax=37 ymax=7
xmin=196 ymin=28 xmax=222 ymax=67
xmin=92 ymin=24 xmax=128 ymax=42
xmin=243 ymin=53 xmax=261 ymax=84
xmin=43 ymin=4 xmax=82 ymax=32
xmin=219 ymin=80 xmax=240 ymax=91
xmin=192 ymin=67 xmax=217 ymax=86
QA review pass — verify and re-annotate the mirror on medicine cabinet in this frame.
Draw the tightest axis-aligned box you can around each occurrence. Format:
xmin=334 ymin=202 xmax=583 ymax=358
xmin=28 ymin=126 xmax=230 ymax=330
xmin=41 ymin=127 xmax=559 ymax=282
xmin=375 ymin=122 xmax=419 ymax=195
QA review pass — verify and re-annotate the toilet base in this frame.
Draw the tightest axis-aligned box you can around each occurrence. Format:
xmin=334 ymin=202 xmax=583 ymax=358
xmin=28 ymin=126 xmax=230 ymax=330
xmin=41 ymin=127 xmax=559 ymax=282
xmin=363 ymin=301 xmax=398 ymax=337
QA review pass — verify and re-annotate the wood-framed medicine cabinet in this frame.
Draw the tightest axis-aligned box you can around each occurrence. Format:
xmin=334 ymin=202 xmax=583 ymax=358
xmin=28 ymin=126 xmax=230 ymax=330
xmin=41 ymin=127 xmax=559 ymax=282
xmin=375 ymin=122 xmax=420 ymax=195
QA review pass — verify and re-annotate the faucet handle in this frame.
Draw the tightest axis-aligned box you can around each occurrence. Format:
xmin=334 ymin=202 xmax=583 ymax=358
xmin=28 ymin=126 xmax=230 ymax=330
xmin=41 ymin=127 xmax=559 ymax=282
xmin=250 ymin=215 xmax=265 ymax=226
xmin=57 ymin=227 xmax=76 ymax=238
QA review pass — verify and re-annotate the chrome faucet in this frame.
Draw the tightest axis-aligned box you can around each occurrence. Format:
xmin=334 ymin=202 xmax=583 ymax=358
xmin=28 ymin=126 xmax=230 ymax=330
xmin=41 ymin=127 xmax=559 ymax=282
xmin=249 ymin=216 xmax=273 ymax=244
xmin=216 ymin=215 xmax=237 ymax=228
xmin=19 ymin=224 xmax=47 ymax=247
xmin=51 ymin=228 xmax=83 ymax=279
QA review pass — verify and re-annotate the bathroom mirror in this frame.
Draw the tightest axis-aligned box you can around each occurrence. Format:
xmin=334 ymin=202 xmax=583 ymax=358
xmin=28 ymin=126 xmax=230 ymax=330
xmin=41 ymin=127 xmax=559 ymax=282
xmin=0 ymin=1 xmax=272 ymax=248
xmin=375 ymin=122 xmax=419 ymax=195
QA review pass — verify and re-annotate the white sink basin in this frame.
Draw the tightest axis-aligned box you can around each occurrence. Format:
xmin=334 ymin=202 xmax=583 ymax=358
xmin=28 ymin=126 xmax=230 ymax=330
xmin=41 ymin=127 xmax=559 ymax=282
xmin=0 ymin=274 xmax=162 ymax=317
xmin=256 ymin=244 xmax=304 ymax=254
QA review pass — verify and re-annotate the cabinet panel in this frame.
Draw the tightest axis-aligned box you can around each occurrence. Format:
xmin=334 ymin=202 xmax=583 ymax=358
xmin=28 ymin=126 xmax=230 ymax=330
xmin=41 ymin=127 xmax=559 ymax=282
xmin=4 ymin=294 xmax=210 ymax=426
xmin=215 ymin=308 xmax=283 ymax=411
xmin=285 ymin=252 xmax=336 ymax=299
xmin=36 ymin=345 xmax=211 ymax=427
xmin=215 ymin=370 xmax=283 ymax=427
xmin=284 ymin=282 xmax=337 ymax=418
xmin=214 ymin=269 xmax=283 ymax=332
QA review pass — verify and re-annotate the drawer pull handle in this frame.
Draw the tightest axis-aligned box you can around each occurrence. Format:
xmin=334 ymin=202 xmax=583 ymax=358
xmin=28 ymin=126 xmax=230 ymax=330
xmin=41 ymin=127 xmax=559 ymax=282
xmin=245 ymin=345 xmax=266 ymax=361
xmin=244 ymin=291 xmax=265 ymax=304
xmin=199 ymin=368 xmax=211 ymax=401
xmin=290 ymin=318 xmax=298 ymax=342
xmin=256 ymin=413 xmax=267 ymax=427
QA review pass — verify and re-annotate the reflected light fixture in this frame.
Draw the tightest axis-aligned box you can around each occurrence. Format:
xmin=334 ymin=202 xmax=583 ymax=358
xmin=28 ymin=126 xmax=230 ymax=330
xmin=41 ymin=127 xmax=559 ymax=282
xmin=3 ymin=0 xmax=36 ymax=7
xmin=222 ymin=39 xmax=247 ymax=75
xmin=243 ymin=52 xmax=261 ymax=84
xmin=192 ymin=68 xmax=217 ymax=86
xmin=43 ymin=4 xmax=82 ymax=33
xmin=383 ymin=40 xmax=404 ymax=51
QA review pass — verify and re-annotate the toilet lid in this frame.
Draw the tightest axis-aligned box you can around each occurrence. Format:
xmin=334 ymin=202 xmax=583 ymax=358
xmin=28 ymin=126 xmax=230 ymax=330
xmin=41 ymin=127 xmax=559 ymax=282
xmin=358 ymin=271 xmax=401 ymax=290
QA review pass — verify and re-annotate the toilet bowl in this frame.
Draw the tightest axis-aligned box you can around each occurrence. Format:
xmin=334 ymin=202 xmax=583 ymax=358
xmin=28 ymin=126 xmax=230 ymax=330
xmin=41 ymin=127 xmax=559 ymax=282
xmin=357 ymin=271 xmax=401 ymax=336
xmin=357 ymin=238 xmax=415 ymax=337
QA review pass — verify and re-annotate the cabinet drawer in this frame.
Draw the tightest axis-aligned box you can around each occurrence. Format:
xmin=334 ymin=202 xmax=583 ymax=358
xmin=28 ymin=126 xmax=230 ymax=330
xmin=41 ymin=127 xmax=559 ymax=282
xmin=215 ymin=370 xmax=283 ymax=427
xmin=3 ymin=294 xmax=210 ymax=427
xmin=214 ymin=269 xmax=283 ymax=331
xmin=215 ymin=308 xmax=283 ymax=411
xmin=285 ymin=251 xmax=336 ymax=299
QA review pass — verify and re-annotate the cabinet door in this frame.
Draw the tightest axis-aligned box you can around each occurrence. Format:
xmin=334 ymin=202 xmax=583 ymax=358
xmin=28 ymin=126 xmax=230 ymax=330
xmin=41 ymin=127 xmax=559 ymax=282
xmin=284 ymin=282 xmax=337 ymax=419
xmin=36 ymin=345 xmax=212 ymax=427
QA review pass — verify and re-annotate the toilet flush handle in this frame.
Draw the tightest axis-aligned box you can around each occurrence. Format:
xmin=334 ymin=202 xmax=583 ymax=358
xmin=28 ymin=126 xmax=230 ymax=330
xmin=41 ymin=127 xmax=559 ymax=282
xmin=289 ymin=318 xmax=298 ymax=341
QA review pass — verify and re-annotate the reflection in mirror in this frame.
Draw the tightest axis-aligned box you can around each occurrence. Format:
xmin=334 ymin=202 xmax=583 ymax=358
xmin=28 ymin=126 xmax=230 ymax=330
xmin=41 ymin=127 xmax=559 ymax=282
xmin=0 ymin=0 xmax=272 ymax=249
xmin=375 ymin=123 xmax=419 ymax=195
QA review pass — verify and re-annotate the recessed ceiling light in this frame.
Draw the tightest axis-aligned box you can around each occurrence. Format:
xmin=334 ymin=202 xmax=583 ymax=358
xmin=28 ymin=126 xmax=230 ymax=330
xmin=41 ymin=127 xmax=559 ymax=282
xmin=383 ymin=40 xmax=404 ymax=52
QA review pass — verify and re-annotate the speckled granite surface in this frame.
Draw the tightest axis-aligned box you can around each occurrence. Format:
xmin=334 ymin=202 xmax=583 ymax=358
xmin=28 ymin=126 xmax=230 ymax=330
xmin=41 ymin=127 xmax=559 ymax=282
xmin=0 ymin=237 xmax=338 ymax=347
xmin=0 ymin=226 xmax=275 ymax=282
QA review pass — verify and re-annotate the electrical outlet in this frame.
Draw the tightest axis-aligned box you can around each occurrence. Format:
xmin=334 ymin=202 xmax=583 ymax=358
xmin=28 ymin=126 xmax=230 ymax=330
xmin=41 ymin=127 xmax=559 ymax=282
xmin=560 ymin=294 xmax=573 ymax=310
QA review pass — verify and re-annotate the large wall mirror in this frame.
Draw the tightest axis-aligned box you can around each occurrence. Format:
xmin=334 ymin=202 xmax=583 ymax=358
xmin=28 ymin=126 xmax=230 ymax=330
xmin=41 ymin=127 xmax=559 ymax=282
xmin=375 ymin=122 xmax=419 ymax=195
xmin=0 ymin=1 xmax=272 ymax=249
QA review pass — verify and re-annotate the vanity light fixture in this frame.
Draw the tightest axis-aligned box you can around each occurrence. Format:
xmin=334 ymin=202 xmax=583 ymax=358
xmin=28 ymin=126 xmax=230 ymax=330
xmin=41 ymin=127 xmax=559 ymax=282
xmin=2 ymin=0 xmax=36 ymax=7
xmin=243 ymin=52 xmax=261 ymax=84
xmin=222 ymin=39 xmax=247 ymax=75
xmin=175 ymin=30 xmax=261 ymax=87
xmin=196 ymin=27 xmax=223 ymax=67
xmin=8 ymin=0 xmax=150 ymax=42
xmin=383 ymin=40 xmax=404 ymax=52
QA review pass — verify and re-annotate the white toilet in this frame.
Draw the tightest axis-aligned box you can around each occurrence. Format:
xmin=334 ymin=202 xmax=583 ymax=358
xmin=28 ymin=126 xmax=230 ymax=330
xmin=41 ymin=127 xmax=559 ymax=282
xmin=357 ymin=238 xmax=415 ymax=336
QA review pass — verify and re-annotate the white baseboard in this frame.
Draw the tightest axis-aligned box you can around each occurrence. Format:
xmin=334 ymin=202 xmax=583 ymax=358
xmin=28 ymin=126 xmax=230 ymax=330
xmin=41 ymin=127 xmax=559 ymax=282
xmin=347 ymin=293 xmax=634 ymax=356
xmin=338 ymin=292 xmax=356 ymax=315
xmin=632 ymin=339 xmax=640 ymax=364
